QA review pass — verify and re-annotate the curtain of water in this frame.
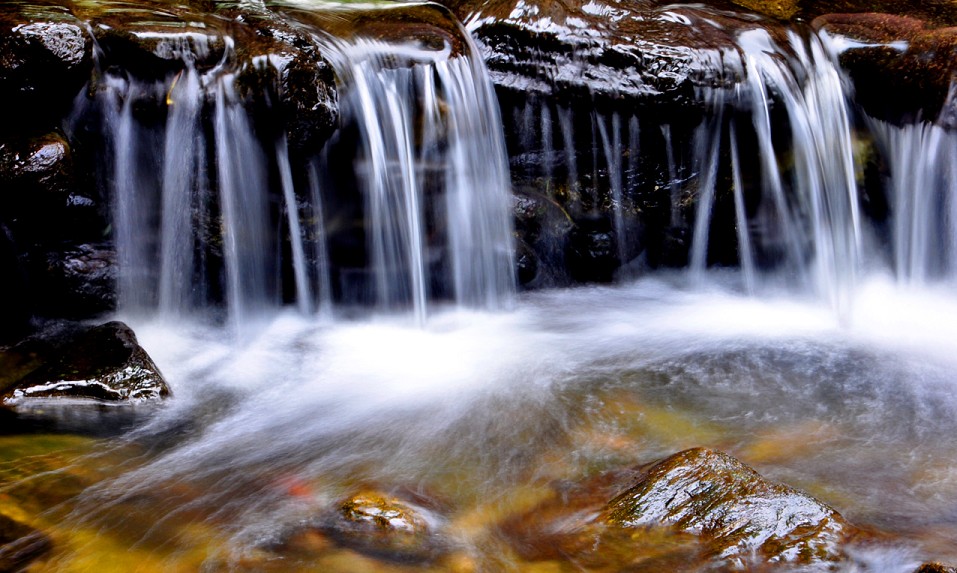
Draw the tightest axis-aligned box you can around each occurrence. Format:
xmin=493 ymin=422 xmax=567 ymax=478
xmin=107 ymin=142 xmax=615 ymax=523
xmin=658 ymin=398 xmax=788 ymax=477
xmin=323 ymin=39 xmax=514 ymax=319
xmin=276 ymin=135 xmax=312 ymax=315
xmin=438 ymin=57 xmax=515 ymax=309
xmin=158 ymin=68 xmax=204 ymax=317
xmin=214 ymin=78 xmax=275 ymax=335
xmin=728 ymin=29 xmax=862 ymax=312
xmin=870 ymin=120 xmax=957 ymax=284
xmin=307 ymin=160 xmax=335 ymax=319
xmin=596 ymin=112 xmax=627 ymax=267
xmin=688 ymin=110 xmax=723 ymax=281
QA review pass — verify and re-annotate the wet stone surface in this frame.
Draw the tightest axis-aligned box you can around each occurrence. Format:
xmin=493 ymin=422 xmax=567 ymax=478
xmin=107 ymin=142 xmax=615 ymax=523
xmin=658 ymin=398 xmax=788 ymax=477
xmin=1 ymin=321 xmax=169 ymax=402
xmin=605 ymin=447 xmax=858 ymax=568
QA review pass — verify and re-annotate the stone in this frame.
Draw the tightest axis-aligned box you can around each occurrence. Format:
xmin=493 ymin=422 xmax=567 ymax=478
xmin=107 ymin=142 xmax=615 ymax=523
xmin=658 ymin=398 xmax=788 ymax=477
xmin=917 ymin=564 xmax=957 ymax=573
xmin=0 ymin=4 xmax=92 ymax=132
xmin=301 ymin=490 xmax=445 ymax=563
xmin=605 ymin=447 xmax=855 ymax=568
xmin=814 ymin=13 xmax=957 ymax=124
xmin=439 ymin=0 xmax=769 ymax=105
xmin=3 ymin=321 xmax=169 ymax=402
xmin=37 ymin=243 xmax=117 ymax=317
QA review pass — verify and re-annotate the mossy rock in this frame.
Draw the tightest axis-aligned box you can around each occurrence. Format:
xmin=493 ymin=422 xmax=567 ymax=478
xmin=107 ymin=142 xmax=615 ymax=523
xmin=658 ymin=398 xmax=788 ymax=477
xmin=605 ymin=447 xmax=856 ymax=568
xmin=2 ymin=321 xmax=169 ymax=402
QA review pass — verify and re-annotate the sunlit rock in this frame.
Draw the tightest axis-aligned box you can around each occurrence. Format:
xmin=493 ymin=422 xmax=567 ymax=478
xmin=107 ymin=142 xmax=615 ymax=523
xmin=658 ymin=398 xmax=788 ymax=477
xmin=2 ymin=321 xmax=169 ymax=402
xmin=605 ymin=447 xmax=857 ymax=568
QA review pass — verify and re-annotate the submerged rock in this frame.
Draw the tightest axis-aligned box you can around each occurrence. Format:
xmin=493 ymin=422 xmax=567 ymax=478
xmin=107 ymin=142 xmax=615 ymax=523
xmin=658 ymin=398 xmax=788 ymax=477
xmin=2 ymin=321 xmax=169 ymax=402
xmin=322 ymin=491 xmax=443 ymax=563
xmin=0 ymin=513 xmax=52 ymax=572
xmin=262 ymin=490 xmax=446 ymax=564
xmin=605 ymin=447 xmax=856 ymax=567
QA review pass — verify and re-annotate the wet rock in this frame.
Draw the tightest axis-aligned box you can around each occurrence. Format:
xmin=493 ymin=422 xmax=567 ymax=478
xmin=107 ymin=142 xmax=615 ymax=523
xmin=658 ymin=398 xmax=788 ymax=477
xmin=0 ymin=513 xmax=52 ymax=571
xmin=0 ymin=4 xmax=92 ymax=132
xmin=732 ymin=0 xmax=799 ymax=20
xmin=74 ymin=1 xmax=230 ymax=75
xmin=441 ymin=0 xmax=768 ymax=107
xmin=566 ymin=216 xmax=620 ymax=282
xmin=917 ymin=563 xmax=957 ymax=573
xmin=605 ymin=447 xmax=856 ymax=568
xmin=499 ymin=470 xmax=707 ymax=570
xmin=37 ymin=243 xmax=117 ymax=316
xmin=0 ymin=132 xmax=77 ymax=244
xmin=814 ymin=14 xmax=957 ymax=124
xmin=316 ymin=491 xmax=444 ymax=563
xmin=3 ymin=321 xmax=169 ymax=402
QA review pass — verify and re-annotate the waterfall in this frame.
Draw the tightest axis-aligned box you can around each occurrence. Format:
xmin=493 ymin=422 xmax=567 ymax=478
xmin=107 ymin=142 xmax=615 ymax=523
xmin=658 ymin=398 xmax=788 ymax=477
xmin=325 ymin=39 xmax=514 ymax=319
xmin=596 ymin=112 xmax=627 ymax=268
xmin=98 ymin=26 xmax=513 ymax=330
xmin=158 ymin=68 xmax=204 ymax=317
xmin=871 ymin=121 xmax=957 ymax=284
xmin=214 ymin=78 xmax=275 ymax=335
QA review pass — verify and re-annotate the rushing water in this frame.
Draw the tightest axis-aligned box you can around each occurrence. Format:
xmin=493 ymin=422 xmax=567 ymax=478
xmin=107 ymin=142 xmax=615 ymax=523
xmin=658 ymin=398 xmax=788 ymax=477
xmin=9 ymin=5 xmax=957 ymax=572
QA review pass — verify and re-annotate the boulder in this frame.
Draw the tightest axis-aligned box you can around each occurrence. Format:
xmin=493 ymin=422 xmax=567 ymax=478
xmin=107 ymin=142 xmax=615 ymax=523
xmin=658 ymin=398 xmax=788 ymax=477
xmin=2 ymin=321 xmax=169 ymax=402
xmin=0 ymin=4 xmax=92 ymax=133
xmin=322 ymin=491 xmax=443 ymax=563
xmin=266 ymin=490 xmax=445 ymax=564
xmin=605 ymin=447 xmax=856 ymax=568
xmin=813 ymin=13 xmax=957 ymax=124
xmin=37 ymin=243 xmax=117 ymax=317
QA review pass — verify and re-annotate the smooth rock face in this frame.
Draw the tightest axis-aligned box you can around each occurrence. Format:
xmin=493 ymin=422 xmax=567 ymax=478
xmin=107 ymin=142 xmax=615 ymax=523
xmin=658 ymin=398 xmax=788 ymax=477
xmin=2 ymin=321 xmax=169 ymax=402
xmin=605 ymin=447 xmax=854 ymax=567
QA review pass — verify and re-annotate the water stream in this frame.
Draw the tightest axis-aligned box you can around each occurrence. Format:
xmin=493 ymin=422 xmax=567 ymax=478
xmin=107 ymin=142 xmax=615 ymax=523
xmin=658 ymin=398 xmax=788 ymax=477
xmin=9 ymin=5 xmax=957 ymax=572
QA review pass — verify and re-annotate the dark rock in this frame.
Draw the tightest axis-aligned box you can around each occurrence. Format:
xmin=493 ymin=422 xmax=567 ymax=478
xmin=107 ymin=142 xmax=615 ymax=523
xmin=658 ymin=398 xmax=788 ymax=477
xmin=0 ymin=225 xmax=29 ymax=344
xmin=76 ymin=1 xmax=229 ymax=75
xmin=566 ymin=216 xmax=620 ymax=282
xmin=605 ymin=447 xmax=856 ymax=568
xmin=0 ymin=4 xmax=92 ymax=133
xmin=440 ymin=0 xmax=770 ymax=107
xmin=37 ymin=243 xmax=117 ymax=316
xmin=0 ymin=132 xmax=77 ymax=243
xmin=0 ymin=513 xmax=52 ymax=572
xmin=814 ymin=13 xmax=957 ymax=124
xmin=3 ymin=321 xmax=169 ymax=402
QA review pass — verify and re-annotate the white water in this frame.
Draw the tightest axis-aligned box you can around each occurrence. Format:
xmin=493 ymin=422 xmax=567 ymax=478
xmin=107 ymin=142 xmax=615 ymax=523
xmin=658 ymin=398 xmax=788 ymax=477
xmin=76 ymin=272 xmax=955 ymax=570
xmin=78 ymin=12 xmax=957 ymax=569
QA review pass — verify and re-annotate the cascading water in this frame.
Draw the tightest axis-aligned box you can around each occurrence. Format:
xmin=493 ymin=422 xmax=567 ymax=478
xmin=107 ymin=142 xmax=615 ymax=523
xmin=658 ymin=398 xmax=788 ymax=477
xmin=96 ymin=30 xmax=514 ymax=330
xmin=13 ymin=2 xmax=957 ymax=572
